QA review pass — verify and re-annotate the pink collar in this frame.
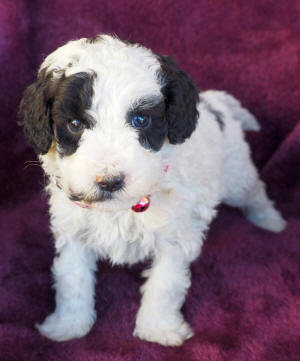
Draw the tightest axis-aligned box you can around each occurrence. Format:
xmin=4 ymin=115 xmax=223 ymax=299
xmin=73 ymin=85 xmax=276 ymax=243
xmin=74 ymin=201 xmax=92 ymax=209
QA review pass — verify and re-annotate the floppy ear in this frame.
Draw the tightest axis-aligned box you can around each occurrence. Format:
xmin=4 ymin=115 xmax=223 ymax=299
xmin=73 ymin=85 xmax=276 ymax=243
xmin=157 ymin=55 xmax=200 ymax=144
xmin=19 ymin=69 xmax=56 ymax=154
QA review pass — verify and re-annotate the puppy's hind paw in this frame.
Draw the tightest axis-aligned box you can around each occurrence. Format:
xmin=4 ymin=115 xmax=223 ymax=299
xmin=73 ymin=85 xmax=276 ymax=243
xmin=245 ymin=206 xmax=287 ymax=233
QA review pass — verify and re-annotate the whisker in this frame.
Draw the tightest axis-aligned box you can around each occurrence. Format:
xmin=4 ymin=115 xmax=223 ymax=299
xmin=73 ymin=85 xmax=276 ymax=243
xmin=24 ymin=160 xmax=40 ymax=164
xmin=23 ymin=163 xmax=43 ymax=170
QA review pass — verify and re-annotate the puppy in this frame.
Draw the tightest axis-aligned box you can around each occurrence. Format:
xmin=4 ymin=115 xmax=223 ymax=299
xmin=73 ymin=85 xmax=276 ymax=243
xmin=19 ymin=34 xmax=286 ymax=346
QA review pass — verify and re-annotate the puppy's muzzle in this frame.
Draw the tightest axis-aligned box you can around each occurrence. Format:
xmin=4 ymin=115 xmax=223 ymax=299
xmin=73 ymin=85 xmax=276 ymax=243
xmin=96 ymin=173 xmax=125 ymax=193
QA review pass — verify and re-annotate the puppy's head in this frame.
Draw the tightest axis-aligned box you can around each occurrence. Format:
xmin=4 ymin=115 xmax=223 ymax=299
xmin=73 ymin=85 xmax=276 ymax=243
xmin=19 ymin=35 xmax=199 ymax=208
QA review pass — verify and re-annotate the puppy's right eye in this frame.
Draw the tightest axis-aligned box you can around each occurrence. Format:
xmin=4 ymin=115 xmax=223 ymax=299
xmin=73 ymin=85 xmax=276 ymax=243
xmin=67 ymin=119 xmax=84 ymax=133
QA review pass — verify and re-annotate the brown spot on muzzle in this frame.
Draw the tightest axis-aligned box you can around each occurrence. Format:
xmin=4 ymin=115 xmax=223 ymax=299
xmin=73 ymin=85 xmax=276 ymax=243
xmin=95 ymin=175 xmax=103 ymax=183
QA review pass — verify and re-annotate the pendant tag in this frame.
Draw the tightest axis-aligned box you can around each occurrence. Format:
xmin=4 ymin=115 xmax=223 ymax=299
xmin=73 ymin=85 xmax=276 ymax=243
xmin=131 ymin=196 xmax=150 ymax=212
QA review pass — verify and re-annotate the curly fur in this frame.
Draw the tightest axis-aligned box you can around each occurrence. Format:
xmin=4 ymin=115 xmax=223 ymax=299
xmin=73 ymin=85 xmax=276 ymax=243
xmin=19 ymin=34 xmax=286 ymax=347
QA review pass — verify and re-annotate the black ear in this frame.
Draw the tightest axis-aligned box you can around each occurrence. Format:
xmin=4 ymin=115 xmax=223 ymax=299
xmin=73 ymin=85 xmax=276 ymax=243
xmin=19 ymin=69 xmax=56 ymax=154
xmin=157 ymin=55 xmax=199 ymax=144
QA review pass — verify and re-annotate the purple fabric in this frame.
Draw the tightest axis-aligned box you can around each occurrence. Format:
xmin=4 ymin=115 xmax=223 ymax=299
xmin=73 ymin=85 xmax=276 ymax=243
xmin=1 ymin=1 xmax=299 ymax=360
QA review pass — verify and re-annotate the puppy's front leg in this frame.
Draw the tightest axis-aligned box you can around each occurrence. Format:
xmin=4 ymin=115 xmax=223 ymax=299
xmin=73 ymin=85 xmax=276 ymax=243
xmin=134 ymin=244 xmax=194 ymax=346
xmin=37 ymin=240 xmax=97 ymax=341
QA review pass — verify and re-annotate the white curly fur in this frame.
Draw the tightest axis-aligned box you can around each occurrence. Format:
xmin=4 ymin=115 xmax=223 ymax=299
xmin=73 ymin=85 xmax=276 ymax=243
xmin=33 ymin=35 xmax=286 ymax=346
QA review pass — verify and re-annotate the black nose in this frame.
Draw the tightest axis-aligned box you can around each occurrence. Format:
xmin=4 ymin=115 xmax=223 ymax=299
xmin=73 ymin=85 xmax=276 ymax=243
xmin=96 ymin=174 xmax=125 ymax=193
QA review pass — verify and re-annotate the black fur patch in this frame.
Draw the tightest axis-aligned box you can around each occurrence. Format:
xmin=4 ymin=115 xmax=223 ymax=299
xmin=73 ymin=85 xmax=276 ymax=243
xmin=86 ymin=35 xmax=103 ymax=44
xmin=19 ymin=69 xmax=57 ymax=154
xmin=201 ymin=99 xmax=225 ymax=130
xmin=157 ymin=55 xmax=200 ymax=144
xmin=127 ymin=96 xmax=167 ymax=151
xmin=20 ymin=70 xmax=95 ymax=156
xmin=51 ymin=72 xmax=95 ymax=156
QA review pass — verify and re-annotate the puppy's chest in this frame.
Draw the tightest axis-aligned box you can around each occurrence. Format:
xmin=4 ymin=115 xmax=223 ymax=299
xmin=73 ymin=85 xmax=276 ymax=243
xmin=85 ymin=210 xmax=159 ymax=264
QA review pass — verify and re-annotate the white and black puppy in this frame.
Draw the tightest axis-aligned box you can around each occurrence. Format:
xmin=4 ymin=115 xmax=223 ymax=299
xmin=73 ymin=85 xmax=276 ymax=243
xmin=19 ymin=34 xmax=286 ymax=346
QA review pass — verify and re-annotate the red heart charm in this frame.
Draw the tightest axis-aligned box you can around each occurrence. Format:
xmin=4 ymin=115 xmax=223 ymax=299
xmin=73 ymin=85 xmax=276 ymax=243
xmin=131 ymin=196 xmax=150 ymax=212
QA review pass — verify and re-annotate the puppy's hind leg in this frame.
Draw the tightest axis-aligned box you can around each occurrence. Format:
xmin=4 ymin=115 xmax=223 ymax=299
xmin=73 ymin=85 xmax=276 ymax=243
xmin=223 ymin=138 xmax=286 ymax=233
xmin=37 ymin=240 xmax=97 ymax=341
xmin=240 ymin=178 xmax=287 ymax=233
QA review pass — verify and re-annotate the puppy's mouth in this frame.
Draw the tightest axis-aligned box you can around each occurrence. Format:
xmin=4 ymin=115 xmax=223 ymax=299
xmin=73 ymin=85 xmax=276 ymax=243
xmin=69 ymin=190 xmax=114 ymax=204
xmin=70 ymin=192 xmax=151 ymax=212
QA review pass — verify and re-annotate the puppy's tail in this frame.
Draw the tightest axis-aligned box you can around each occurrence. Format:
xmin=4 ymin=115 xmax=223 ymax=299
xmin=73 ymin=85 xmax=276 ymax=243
xmin=201 ymin=90 xmax=261 ymax=132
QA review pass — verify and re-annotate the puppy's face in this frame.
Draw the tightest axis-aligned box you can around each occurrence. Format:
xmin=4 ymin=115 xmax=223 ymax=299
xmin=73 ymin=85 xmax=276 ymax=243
xmin=20 ymin=35 xmax=199 ymax=208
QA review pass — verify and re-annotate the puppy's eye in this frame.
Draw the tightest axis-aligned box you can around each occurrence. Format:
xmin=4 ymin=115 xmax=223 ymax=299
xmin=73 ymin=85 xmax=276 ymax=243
xmin=67 ymin=119 xmax=84 ymax=133
xmin=131 ymin=115 xmax=151 ymax=129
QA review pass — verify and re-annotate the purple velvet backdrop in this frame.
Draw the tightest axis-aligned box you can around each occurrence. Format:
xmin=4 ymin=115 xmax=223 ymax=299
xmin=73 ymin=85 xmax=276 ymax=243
xmin=1 ymin=1 xmax=300 ymax=360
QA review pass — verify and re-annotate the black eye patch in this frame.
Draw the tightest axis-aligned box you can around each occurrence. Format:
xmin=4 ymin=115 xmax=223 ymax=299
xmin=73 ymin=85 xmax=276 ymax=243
xmin=127 ymin=96 xmax=167 ymax=151
xmin=51 ymin=72 xmax=95 ymax=156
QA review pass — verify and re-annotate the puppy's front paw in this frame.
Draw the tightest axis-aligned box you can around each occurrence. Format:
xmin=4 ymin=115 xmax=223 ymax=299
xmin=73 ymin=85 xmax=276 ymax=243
xmin=134 ymin=317 xmax=193 ymax=346
xmin=36 ymin=309 xmax=96 ymax=341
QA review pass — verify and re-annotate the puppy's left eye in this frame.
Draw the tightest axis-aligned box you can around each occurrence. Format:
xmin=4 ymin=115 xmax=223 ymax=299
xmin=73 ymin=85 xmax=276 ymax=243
xmin=67 ymin=119 xmax=84 ymax=133
xmin=131 ymin=115 xmax=151 ymax=129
